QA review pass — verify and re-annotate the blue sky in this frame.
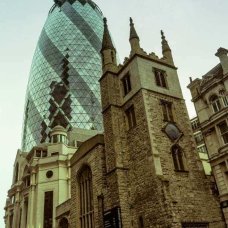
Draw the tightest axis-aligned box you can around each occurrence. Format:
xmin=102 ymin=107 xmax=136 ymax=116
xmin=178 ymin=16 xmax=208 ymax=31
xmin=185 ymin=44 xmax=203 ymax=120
xmin=0 ymin=0 xmax=227 ymax=225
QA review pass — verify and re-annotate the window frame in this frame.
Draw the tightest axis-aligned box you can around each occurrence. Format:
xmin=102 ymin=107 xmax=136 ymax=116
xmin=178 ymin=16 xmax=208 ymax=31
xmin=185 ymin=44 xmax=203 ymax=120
xmin=194 ymin=132 xmax=204 ymax=144
xmin=161 ymin=100 xmax=174 ymax=122
xmin=218 ymin=120 xmax=228 ymax=145
xmin=79 ymin=166 xmax=94 ymax=228
xmin=197 ymin=145 xmax=207 ymax=153
xmin=153 ymin=68 xmax=168 ymax=88
xmin=219 ymin=90 xmax=228 ymax=107
xmin=125 ymin=105 xmax=137 ymax=130
xmin=210 ymin=95 xmax=221 ymax=113
xmin=171 ymin=145 xmax=185 ymax=172
xmin=122 ymin=72 xmax=132 ymax=96
xmin=223 ymin=96 xmax=228 ymax=107
xmin=191 ymin=119 xmax=199 ymax=131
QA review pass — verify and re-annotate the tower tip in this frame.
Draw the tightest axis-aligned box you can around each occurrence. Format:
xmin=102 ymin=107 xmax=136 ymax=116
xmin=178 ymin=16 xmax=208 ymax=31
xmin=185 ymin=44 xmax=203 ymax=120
xmin=103 ymin=17 xmax=107 ymax=25
xmin=130 ymin=17 xmax=133 ymax=25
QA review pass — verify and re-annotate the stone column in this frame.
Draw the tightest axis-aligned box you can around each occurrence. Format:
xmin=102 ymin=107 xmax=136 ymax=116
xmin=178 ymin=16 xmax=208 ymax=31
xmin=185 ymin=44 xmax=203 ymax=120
xmin=12 ymin=202 xmax=20 ymax=228
xmin=28 ymin=168 xmax=36 ymax=228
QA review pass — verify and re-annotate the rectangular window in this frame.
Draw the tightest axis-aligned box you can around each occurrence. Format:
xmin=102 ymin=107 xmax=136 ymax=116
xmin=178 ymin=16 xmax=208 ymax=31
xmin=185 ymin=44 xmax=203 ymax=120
xmin=210 ymin=95 xmax=221 ymax=113
xmin=218 ymin=120 xmax=228 ymax=144
xmin=122 ymin=73 xmax=132 ymax=96
xmin=126 ymin=106 xmax=137 ymax=129
xmin=182 ymin=223 xmax=208 ymax=228
xmin=223 ymin=96 xmax=228 ymax=107
xmin=154 ymin=68 xmax=167 ymax=88
xmin=191 ymin=119 xmax=199 ymax=130
xmin=43 ymin=191 xmax=53 ymax=228
xmin=197 ymin=145 xmax=207 ymax=153
xmin=194 ymin=132 xmax=204 ymax=144
xmin=161 ymin=100 xmax=173 ymax=122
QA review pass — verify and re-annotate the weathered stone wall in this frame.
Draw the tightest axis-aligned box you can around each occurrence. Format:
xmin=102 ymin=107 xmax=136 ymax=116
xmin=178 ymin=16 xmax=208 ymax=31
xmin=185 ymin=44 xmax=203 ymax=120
xmin=142 ymin=89 xmax=224 ymax=227
xmin=69 ymin=52 xmax=225 ymax=228
xmin=70 ymin=143 xmax=106 ymax=228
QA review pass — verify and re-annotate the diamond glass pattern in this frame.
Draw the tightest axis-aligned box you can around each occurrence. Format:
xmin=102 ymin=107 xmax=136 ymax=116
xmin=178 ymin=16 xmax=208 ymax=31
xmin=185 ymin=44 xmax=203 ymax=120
xmin=22 ymin=0 xmax=104 ymax=152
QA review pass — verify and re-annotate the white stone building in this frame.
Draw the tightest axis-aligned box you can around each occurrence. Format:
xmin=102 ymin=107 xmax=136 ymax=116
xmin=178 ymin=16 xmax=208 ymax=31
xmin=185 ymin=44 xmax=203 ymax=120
xmin=4 ymin=126 xmax=99 ymax=228
xmin=188 ymin=47 xmax=228 ymax=224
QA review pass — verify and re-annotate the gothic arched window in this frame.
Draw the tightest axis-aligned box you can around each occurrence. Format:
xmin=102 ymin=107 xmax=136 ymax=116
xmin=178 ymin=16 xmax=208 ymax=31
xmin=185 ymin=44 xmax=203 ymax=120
xmin=210 ymin=95 xmax=221 ymax=113
xmin=79 ymin=166 xmax=94 ymax=228
xmin=172 ymin=145 xmax=185 ymax=171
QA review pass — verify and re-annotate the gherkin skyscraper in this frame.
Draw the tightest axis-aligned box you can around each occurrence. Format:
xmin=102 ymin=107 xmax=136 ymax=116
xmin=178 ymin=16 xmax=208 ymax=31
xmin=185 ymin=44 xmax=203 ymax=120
xmin=22 ymin=0 xmax=104 ymax=152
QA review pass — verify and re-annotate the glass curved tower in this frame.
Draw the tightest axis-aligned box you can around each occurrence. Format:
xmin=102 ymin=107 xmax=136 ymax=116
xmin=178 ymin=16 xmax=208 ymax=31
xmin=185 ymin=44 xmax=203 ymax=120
xmin=22 ymin=0 xmax=104 ymax=152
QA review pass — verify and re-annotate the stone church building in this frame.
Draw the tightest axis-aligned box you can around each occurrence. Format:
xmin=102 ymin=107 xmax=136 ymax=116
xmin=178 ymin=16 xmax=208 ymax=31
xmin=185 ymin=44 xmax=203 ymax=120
xmin=5 ymin=18 xmax=226 ymax=228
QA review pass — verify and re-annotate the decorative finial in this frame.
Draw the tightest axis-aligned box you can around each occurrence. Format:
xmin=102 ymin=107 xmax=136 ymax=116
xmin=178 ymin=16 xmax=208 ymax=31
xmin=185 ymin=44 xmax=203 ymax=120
xmin=130 ymin=17 xmax=133 ymax=25
xmin=161 ymin=30 xmax=165 ymax=40
xmin=101 ymin=17 xmax=115 ymax=52
xmin=129 ymin=17 xmax=139 ymax=40
xmin=103 ymin=17 xmax=107 ymax=26
xmin=160 ymin=30 xmax=174 ymax=65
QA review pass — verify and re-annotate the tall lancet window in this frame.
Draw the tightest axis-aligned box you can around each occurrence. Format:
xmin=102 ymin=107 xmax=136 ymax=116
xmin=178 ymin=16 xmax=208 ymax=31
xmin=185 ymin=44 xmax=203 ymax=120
xmin=172 ymin=145 xmax=185 ymax=171
xmin=79 ymin=166 xmax=94 ymax=228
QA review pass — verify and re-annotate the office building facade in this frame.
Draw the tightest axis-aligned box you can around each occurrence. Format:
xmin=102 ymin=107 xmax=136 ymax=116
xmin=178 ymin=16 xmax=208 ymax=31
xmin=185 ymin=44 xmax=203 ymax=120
xmin=22 ymin=0 xmax=104 ymax=152
xmin=188 ymin=47 xmax=228 ymax=225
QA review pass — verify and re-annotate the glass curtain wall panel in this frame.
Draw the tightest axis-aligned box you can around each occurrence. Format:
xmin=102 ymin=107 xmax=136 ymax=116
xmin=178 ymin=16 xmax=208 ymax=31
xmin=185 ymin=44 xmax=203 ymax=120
xmin=22 ymin=0 xmax=104 ymax=152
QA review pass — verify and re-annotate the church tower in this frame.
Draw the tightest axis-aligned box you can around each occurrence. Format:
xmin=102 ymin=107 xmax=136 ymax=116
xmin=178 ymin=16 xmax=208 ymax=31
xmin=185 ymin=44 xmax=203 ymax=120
xmin=100 ymin=18 xmax=225 ymax=227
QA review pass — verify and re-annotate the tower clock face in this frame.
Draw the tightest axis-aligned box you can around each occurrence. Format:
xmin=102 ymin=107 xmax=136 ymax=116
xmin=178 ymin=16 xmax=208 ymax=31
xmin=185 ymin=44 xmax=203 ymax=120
xmin=164 ymin=123 xmax=182 ymax=141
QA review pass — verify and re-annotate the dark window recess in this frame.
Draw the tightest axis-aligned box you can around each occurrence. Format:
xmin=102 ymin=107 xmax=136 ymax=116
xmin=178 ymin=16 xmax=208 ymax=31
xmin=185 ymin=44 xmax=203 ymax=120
xmin=172 ymin=145 xmax=185 ymax=171
xmin=53 ymin=135 xmax=58 ymax=143
xmin=51 ymin=152 xmax=59 ymax=156
xmin=161 ymin=100 xmax=173 ymax=122
xmin=79 ymin=167 xmax=94 ymax=228
xmin=122 ymin=73 xmax=132 ymax=95
xmin=182 ymin=223 xmax=209 ymax=228
xmin=36 ymin=150 xmax=41 ymax=157
xmin=154 ymin=69 xmax=167 ymax=88
xmin=43 ymin=191 xmax=53 ymax=228
xmin=104 ymin=207 xmax=122 ymax=228
xmin=138 ymin=216 xmax=144 ymax=228
xmin=46 ymin=171 xmax=53 ymax=178
xmin=126 ymin=106 xmax=137 ymax=129
xmin=59 ymin=217 xmax=69 ymax=228
xmin=218 ymin=121 xmax=228 ymax=144
xmin=43 ymin=151 xmax=47 ymax=157
xmin=221 ymin=200 xmax=228 ymax=208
